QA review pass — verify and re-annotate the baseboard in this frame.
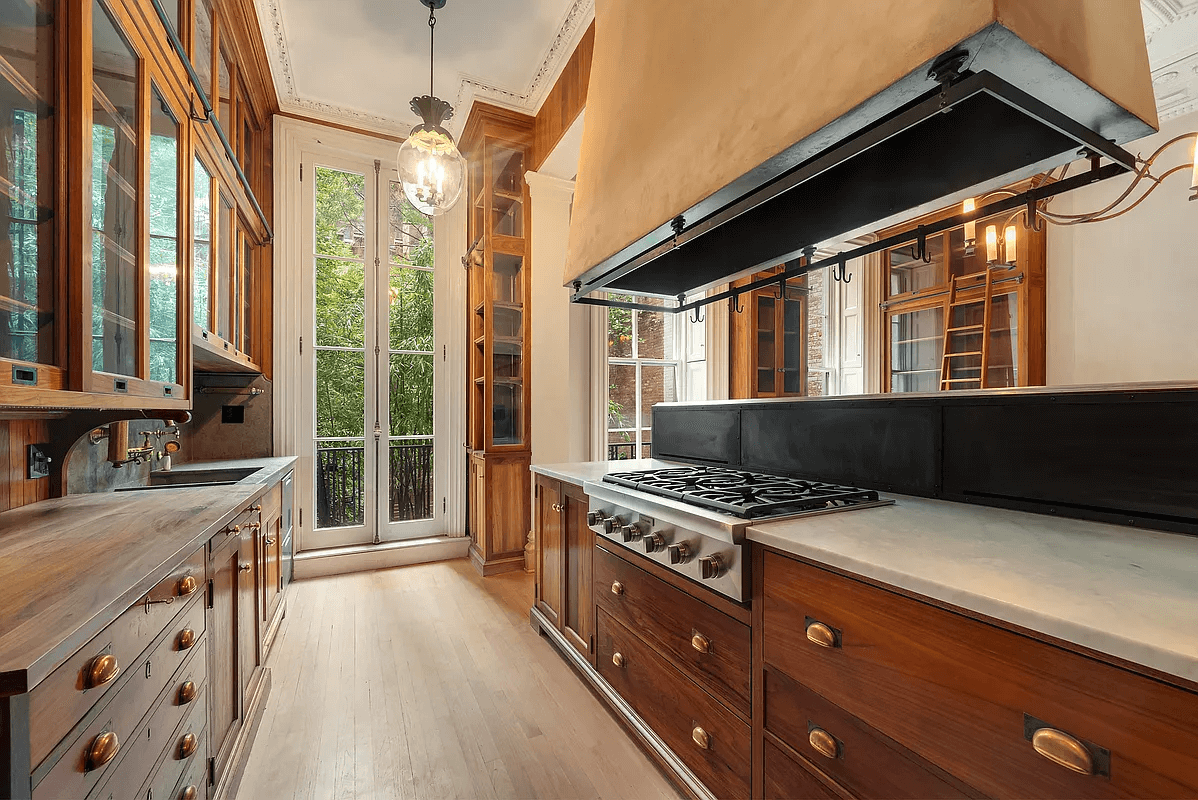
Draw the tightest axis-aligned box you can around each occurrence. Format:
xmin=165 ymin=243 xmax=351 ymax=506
xmin=468 ymin=544 xmax=526 ymax=576
xmin=294 ymin=535 xmax=471 ymax=580
xmin=528 ymin=606 xmax=716 ymax=800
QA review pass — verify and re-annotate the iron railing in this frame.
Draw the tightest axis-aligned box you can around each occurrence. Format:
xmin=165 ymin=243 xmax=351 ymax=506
xmin=607 ymin=441 xmax=651 ymax=461
xmin=316 ymin=441 xmax=433 ymax=529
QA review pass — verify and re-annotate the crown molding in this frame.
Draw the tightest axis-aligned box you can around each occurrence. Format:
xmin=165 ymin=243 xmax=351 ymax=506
xmin=254 ymin=0 xmax=594 ymax=139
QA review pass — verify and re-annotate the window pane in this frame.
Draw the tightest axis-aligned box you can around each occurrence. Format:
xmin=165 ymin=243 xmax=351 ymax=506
xmin=239 ymin=235 xmax=253 ymax=355
xmin=890 ymin=306 xmax=944 ymax=393
xmin=889 ymin=233 xmax=944 ymax=296
xmin=608 ymin=304 xmax=632 ymax=358
xmin=608 ymin=362 xmax=635 ymax=432
xmin=389 ymin=353 xmax=432 ymax=437
xmin=149 ymin=88 xmax=178 ymax=385
xmin=636 ymin=299 xmax=669 ymax=359
xmin=192 ymin=0 xmax=212 ymax=98
xmin=315 ymin=167 xmax=364 ymax=259
xmin=389 ymin=440 xmax=433 ymax=522
xmin=389 ymin=180 xmax=432 ymax=266
xmin=215 ymin=191 xmax=232 ymax=339
xmin=756 ymin=295 xmax=776 ymax=394
xmin=316 ymin=349 xmax=364 ymax=438
xmin=315 ymin=258 xmax=364 ymax=348
xmin=987 ymin=291 xmax=1019 ymax=388
xmin=390 ymin=267 xmax=432 ymax=352
xmin=217 ymin=46 xmax=231 ymax=135
xmin=159 ymin=0 xmax=179 ymax=38
xmin=192 ymin=159 xmax=211 ymax=328
xmin=782 ymin=295 xmax=803 ymax=395
xmin=91 ymin=0 xmax=138 ymax=377
xmin=316 ymin=440 xmax=365 ymax=529
xmin=640 ymin=363 xmax=676 ymax=435
xmin=491 ymin=145 xmax=523 ymax=237
xmin=0 ymin=0 xmax=54 ymax=364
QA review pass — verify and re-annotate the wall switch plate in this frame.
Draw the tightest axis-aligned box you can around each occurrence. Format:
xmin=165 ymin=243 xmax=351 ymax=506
xmin=222 ymin=405 xmax=245 ymax=424
xmin=27 ymin=445 xmax=51 ymax=479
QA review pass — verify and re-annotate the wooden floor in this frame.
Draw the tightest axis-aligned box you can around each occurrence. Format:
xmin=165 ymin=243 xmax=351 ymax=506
xmin=237 ymin=558 xmax=682 ymax=800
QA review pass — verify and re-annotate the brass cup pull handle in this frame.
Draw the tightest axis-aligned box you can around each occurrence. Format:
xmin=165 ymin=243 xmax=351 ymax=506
xmin=806 ymin=621 xmax=838 ymax=649
xmin=611 ymin=581 xmax=624 ymax=596
xmin=238 ymin=563 xmax=251 ymax=573
xmin=179 ymin=732 xmax=198 ymax=759
xmin=177 ymin=575 xmax=199 ymax=597
xmin=612 ymin=652 xmax=625 ymax=668
xmin=691 ymin=633 xmax=711 ymax=654
xmin=808 ymin=727 xmax=839 ymax=759
xmin=85 ymin=654 xmax=120 ymax=690
xmin=178 ymin=680 xmax=198 ymax=705
xmin=181 ymin=786 xmax=199 ymax=800
xmin=85 ymin=731 xmax=120 ymax=771
xmin=692 ymin=726 xmax=711 ymax=750
xmin=1031 ymin=728 xmax=1095 ymax=776
xmin=178 ymin=627 xmax=196 ymax=650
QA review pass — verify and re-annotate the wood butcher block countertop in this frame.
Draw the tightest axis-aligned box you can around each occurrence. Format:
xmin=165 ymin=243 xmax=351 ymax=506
xmin=0 ymin=456 xmax=295 ymax=695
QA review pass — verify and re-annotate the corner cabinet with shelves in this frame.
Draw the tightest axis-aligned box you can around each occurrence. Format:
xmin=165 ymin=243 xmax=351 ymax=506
xmin=462 ymin=103 xmax=534 ymax=576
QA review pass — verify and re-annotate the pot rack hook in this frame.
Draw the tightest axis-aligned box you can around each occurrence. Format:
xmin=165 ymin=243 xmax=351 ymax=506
xmin=833 ymin=256 xmax=851 ymax=283
xmin=730 ymin=293 xmax=744 ymax=314
xmin=1023 ymin=197 xmax=1045 ymax=232
xmin=916 ymin=227 xmax=932 ymax=264
xmin=690 ymin=305 xmax=705 ymax=324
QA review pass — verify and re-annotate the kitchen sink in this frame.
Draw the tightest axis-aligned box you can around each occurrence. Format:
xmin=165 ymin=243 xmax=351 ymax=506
xmin=149 ymin=466 xmax=260 ymax=486
xmin=115 ymin=481 xmax=241 ymax=491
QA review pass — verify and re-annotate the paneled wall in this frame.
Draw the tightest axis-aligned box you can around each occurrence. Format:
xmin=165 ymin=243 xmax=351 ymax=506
xmin=0 ymin=420 xmax=51 ymax=512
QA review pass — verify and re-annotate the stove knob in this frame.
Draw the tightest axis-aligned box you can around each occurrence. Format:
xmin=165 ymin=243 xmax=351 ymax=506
xmin=586 ymin=511 xmax=603 ymax=527
xmin=604 ymin=516 xmax=624 ymax=534
xmin=621 ymin=522 xmax=645 ymax=542
xmin=642 ymin=532 xmax=666 ymax=553
xmin=699 ymin=554 xmax=725 ymax=580
xmin=668 ymin=542 xmax=692 ymax=564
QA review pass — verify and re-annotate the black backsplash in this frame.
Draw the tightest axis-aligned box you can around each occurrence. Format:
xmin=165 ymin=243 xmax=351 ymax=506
xmin=651 ymin=387 xmax=1198 ymax=535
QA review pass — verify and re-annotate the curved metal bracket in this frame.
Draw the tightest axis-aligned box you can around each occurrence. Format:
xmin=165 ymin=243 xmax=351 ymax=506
xmin=831 ymin=256 xmax=852 ymax=283
xmin=916 ymin=227 xmax=932 ymax=263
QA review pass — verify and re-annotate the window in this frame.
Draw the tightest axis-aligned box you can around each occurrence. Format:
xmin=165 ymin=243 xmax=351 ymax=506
xmin=605 ymin=296 xmax=703 ymax=460
xmin=192 ymin=158 xmax=212 ymax=329
xmin=148 ymin=87 xmax=179 ymax=385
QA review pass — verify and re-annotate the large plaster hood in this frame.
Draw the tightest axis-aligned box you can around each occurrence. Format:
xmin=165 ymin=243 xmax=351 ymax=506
xmin=565 ymin=0 xmax=1158 ymax=301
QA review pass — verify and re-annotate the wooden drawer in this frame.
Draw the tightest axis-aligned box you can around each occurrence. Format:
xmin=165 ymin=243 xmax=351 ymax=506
xmin=29 ymin=545 xmax=205 ymax=768
xmin=32 ymin=593 xmax=207 ymax=800
xmin=208 ymin=504 xmax=260 ymax=560
xmin=594 ymin=544 xmax=751 ymax=716
xmin=89 ymin=640 xmax=207 ymax=800
xmin=761 ymin=549 xmax=1198 ymax=798
xmin=170 ymin=740 xmax=209 ymax=800
xmin=764 ymin=665 xmax=974 ymax=799
xmin=139 ymin=686 xmax=208 ymax=800
xmin=764 ymin=737 xmax=843 ymax=800
xmin=597 ymin=607 xmax=751 ymax=800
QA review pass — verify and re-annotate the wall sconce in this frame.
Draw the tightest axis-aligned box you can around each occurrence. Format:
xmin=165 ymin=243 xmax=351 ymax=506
xmin=963 ymin=197 xmax=976 ymax=253
xmin=1004 ymin=225 xmax=1017 ymax=266
xmin=985 ymin=225 xmax=998 ymax=263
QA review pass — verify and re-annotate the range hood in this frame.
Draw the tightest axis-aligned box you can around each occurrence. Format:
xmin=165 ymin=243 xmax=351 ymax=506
xmin=565 ymin=0 xmax=1157 ymax=302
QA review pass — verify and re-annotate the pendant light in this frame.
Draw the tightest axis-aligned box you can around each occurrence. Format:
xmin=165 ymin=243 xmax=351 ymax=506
xmin=397 ymin=0 xmax=466 ymax=216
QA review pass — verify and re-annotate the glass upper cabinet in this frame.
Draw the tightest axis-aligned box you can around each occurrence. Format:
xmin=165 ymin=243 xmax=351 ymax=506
xmin=0 ymin=0 xmax=55 ymax=372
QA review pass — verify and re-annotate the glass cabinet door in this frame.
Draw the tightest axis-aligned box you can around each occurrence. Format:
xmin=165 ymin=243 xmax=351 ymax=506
xmin=889 ymin=306 xmax=944 ymax=393
xmin=193 ymin=158 xmax=212 ymax=329
xmin=490 ymin=252 xmax=524 ymax=446
xmin=148 ymin=86 xmax=179 ymax=385
xmin=0 ymin=0 xmax=55 ymax=367
xmin=755 ymin=294 xmax=776 ymax=394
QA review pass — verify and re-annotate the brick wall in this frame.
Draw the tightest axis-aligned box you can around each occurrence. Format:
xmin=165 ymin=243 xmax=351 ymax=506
xmin=806 ymin=269 xmax=826 ymax=397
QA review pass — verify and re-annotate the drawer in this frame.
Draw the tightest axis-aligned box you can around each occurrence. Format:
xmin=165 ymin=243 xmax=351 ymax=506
xmin=89 ymin=641 xmax=207 ymax=800
xmin=764 ymin=666 xmax=973 ymax=799
xmin=33 ymin=593 xmax=207 ymax=800
xmin=170 ymin=738 xmax=209 ymax=800
xmin=208 ymin=504 xmax=261 ymax=560
xmin=764 ymin=738 xmax=842 ymax=800
xmin=29 ymin=546 xmax=206 ymax=768
xmin=597 ymin=607 xmax=751 ymax=800
xmin=761 ymin=550 xmax=1198 ymax=799
xmin=594 ymin=544 xmax=751 ymax=716
xmin=140 ymin=686 xmax=208 ymax=800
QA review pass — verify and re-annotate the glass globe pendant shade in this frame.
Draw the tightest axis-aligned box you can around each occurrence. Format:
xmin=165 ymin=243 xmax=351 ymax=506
xmin=398 ymin=125 xmax=466 ymax=216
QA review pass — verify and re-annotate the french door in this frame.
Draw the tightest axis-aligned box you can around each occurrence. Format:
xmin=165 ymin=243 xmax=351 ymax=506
xmin=301 ymin=152 xmax=442 ymax=546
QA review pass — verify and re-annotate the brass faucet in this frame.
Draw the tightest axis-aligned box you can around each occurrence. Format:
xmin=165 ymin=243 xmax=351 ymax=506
xmin=92 ymin=421 xmax=182 ymax=468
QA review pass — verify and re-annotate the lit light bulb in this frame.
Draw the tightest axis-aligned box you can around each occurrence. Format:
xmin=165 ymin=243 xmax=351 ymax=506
xmin=963 ymin=198 xmax=976 ymax=247
xmin=985 ymin=225 xmax=998 ymax=263
xmin=1004 ymin=225 xmax=1017 ymax=265
xmin=398 ymin=122 xmax=466 ymax=216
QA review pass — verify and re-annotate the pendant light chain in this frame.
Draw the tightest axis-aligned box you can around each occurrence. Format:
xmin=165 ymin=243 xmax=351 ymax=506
xmin=428 ymin=4 xmax=437 ymax=98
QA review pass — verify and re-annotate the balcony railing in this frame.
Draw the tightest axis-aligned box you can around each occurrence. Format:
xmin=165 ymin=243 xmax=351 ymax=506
xmin=316 ymin=441 xmax=434 ymax=529
xmin=607 ymin=441 xmax=651 ymax=461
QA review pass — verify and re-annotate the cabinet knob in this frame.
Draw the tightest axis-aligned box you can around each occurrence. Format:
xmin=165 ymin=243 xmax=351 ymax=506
xmin=805 ymin=620 xmax=839 ymax=648
xmin=1031 ymin=728 xmax=1095 ymax=776
xmin=692 ymin=726 xmax=711 ymax=750
xmin=178 ymin=627 xmax=196 ymax=650
xmin=247 ymin=521 xmax=262 ymax=532
xmin=691 ymin=633 xmax=711 ymax=654
xmin=85 ymin=654 xmax=120 ymax=690
xmin=265 ymin=537 xmax=276 ymax=546
xmin=239 ymin=563 xmax=251 ymax=573
xmin=252 ymin=504 xmax=262 ymax=513
xmin=177 ymin=574 xmax=199 ymax=597
xmin=85 ymin=730 xmax=120 ymax=771
xmin=178 ymin=680 xmax=198 ymax=705
xmin=612 ymin=652 xmax=625 ymax=668
xmin=179 ymin=732 xmax=198 ymax=759
xmin=181 ymin=786 xmax=198 ymax=800
xmin=229 ymin=525 xmax=241 ymax=534
xmin=551 ymin=503 xmax=564 ymax=513
xmin=808 ymin=727 xmax=839 ymax=759
xmin=611 ymin=581 xmax=624 ymax=596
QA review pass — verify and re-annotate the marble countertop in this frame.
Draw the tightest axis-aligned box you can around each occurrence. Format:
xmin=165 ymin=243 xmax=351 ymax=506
xmin=531 ymin=458 xmax=680 ymax=486
xmin=749 ymin=496 xmax=1198 ymax=685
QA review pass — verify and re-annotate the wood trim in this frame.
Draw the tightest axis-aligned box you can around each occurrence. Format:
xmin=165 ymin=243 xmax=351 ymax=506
xmin=750 ymin=542 xmax=765 ymax=799
xmin=274 ymin=110 xmax=403 ymax=144
xmin=532 ymin=21 xmax=594 ymax=170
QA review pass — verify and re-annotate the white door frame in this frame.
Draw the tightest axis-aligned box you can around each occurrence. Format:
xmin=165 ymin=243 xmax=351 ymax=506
xmin=274 ymin=117 xmax=466 ymax=553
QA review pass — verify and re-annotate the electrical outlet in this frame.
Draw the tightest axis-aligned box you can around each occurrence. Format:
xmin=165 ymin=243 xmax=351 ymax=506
xmin=221 ymin=405 xmax=245 ymax=424
xmin=27 ymin=445 xmax=51 ymax=479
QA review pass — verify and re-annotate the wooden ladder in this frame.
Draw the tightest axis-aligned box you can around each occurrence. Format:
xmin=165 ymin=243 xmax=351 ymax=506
xmin=939 ymin=267 xmax=994 ymax=391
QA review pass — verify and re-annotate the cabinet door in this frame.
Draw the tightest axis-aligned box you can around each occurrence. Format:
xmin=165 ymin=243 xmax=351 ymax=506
xmin=561 ymin=482 xmax=594 ymax=661
xmin=238 ymin=526 xmax=258 ymax=702
xmin=208 ymin=533 xmax=242 ymax=785
xmin=534 ymin=475 xmax=562 ymax=627
xmin=262 ymin=511 xmax=282 ymax=629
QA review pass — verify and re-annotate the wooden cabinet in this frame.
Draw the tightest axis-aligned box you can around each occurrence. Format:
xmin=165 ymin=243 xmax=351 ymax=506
xmin=208 ymin=523 xmax=244 ymax=786
xmin=757 ymin=545 xmax=1198 ymax=799
xmin=258 ymin=483 xmax=285 ymax=657
xmin=533 ymin=475 xmax=593 ymax=661
xmin=729 ymin=267 xmax=809 ymax=399
xmin=462 ymin=103 xmax=534 ymax=575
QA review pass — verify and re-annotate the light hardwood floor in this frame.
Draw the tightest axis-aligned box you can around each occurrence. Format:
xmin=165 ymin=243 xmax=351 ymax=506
xmin=236 ymin=558 xmax=683 ymax=800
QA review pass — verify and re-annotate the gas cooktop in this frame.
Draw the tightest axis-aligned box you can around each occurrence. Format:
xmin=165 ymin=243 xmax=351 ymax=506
xmin=602 ymin=465 xmax=889 ymax=520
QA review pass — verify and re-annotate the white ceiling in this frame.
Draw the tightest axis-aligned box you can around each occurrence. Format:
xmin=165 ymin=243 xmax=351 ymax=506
xmin=255 ymin=0 xmax=1198 ymax=139
xmin=255 ymin=0 xmax=592 ymax=136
